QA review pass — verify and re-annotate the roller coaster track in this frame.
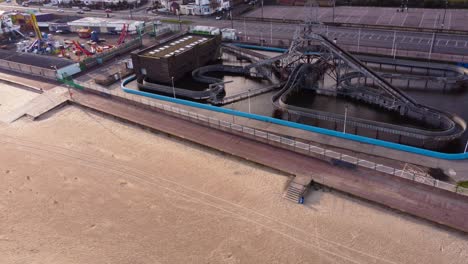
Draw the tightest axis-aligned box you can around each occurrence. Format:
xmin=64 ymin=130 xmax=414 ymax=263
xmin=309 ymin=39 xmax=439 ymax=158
xmin=268 ymin=30 xmax=466 ymax=148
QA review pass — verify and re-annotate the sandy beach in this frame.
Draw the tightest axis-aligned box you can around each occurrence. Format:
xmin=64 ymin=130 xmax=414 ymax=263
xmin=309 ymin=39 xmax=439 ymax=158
xmin=0 ymin=85 xmax=467 ymax=264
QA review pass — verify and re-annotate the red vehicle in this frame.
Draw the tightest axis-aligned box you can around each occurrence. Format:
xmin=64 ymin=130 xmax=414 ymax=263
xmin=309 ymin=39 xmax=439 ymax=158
xmin=105 ymin=9 xmax=112 ymax=13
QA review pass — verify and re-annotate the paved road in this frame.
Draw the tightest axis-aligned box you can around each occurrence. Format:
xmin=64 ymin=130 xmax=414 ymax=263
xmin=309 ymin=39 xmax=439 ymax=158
xmin=246 ymin=5 xmax=468 ymax=31
xmin=209 ymin=19 xmax=468 ymax=57
xmin=2 ymin=3 xmax=468 ymax=58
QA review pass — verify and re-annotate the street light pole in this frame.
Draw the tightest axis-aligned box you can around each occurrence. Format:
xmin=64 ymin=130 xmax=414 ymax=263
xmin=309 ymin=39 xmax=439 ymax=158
xmin=261 ymin=0 xmax=264 ymax=21
xmin=442 ymin=0 xmax=448 ymax=29
xmin=428 ymin=32 xmax=435 ymax=60
xmin=442 ymin=0 xmax=448 ymax=28
xmin=260 ymin=31 xmax=263 ymax=46
xmin=391 ymin=30 xmax=397 ymax=58
xmin=230 ymin=10 xmax=233 ymax=29
xmin=343 ymin=105 xmax=348 ymax=134
xmin=243 ymin=18 xmax=247 ymax=40
xmin=332 ymin=0 xmax=336 ymax=23
xmin=247 ymin=90 xmax=251 ymax=113
xmin=357 ymin=28 xmax=361 ymax=52
xmin=270 ymin=22 xmax=273 ymax=44
xmin=171 ymin=76 xmax=176 ymax=98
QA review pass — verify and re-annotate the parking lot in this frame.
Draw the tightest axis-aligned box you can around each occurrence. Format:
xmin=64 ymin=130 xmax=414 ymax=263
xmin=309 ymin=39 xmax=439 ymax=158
xmin=244 ymin=6 xmax=468 ymax=31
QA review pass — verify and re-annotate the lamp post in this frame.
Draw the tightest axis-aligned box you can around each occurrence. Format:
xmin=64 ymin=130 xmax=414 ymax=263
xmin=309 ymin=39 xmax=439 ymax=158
xmin=171 ymin=76 xmax=176 ymax=98
xmin=243 ymin=18 xmax=247 ymax=40
xmin=230 ymin=10 xmax=233 ymax=29
xmin=343 ymin=105 xmax=348 ymax=134
xmin=357 ymin=28 xmax=361 ymax=52
xmin=247 ymin=90 xmax=251 ymax=113
xmin=261 ymin=0 xmax=264 ymax=21
xmin=442 ymin=0 xmax=448 ymax=29
xmin=331 ymin=0 xmax=336 ymax=23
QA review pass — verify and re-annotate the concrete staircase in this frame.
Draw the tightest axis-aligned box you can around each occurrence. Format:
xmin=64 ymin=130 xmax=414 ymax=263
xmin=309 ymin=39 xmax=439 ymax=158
xmin=284 ymin=181 xmax=307 ymax=203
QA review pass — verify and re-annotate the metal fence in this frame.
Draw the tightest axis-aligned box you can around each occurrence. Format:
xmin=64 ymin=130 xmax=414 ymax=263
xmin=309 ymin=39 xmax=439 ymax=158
xmin=72 ymin=79 xmax=468 ymax=196
xmin=235 ymin=35 xmax=468 ymax=63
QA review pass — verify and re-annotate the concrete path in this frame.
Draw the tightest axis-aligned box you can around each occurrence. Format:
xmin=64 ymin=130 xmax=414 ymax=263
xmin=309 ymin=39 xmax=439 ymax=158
xmin=0 ymin=87 xmax=68 ymax=123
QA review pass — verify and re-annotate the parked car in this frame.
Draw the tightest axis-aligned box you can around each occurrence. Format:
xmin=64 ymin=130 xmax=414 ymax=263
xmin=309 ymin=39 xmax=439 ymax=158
xmin=6 ymin=0 xmax=11 ymax=3
xmin=21 ymin=2 xmax=29 ymax=7
xmin=57 ymin=9 xmax=64 ymax=13
xmin=55 ymin=29 xmax=70 ymax=34
xmin=215 ymin=16 xmax=222 ymax=20
xmin=105 ymin=8 xmax=112 ymax=13
xmin=83 ymin=7 xmax=91 ymax=11
xmin=77 ymin=10 xmax=84 ymax=14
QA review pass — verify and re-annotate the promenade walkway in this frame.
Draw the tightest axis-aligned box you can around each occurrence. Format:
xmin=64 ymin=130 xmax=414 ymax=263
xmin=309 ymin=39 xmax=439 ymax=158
xmin=71 ymin=90 xmax=468 ymax=233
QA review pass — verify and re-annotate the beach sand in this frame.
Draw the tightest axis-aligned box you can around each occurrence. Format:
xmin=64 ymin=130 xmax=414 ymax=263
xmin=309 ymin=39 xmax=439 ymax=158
xmin=0 ymin=85 xmax=467 ymax=264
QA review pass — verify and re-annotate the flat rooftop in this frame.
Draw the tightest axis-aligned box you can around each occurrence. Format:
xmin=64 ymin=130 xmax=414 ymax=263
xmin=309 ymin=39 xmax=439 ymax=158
xmin=141 ymin=35 xmax=211 ymax=59
xmin=67 ymin=17 xmax=144 ymax=26
xmin=0 ymin=50 xmax=73 ymax=69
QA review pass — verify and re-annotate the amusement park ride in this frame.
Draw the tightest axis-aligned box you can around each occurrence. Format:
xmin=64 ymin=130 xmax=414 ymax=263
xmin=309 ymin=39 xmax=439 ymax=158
xmin=6 ymin=9 xmax=131 ymax=60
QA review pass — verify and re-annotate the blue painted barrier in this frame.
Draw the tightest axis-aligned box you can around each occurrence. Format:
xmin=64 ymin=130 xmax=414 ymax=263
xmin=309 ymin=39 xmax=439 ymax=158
xmin=231 ymin=43 xmax=287 ymax=53
xmin=121 ymin=75 xmax=468 ymax=160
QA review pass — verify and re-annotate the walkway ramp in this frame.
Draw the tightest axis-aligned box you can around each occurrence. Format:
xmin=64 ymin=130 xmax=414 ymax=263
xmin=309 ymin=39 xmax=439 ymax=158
xmin=0 ymin=87 xmax=68 ymax=123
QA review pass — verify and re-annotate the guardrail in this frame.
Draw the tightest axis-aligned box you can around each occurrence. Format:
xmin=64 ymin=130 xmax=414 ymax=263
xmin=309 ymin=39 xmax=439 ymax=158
xmin=234 ymin=16 xmax=468 ymax=36
xmin=119 ymin=76 xmax=468 ymax=160
xmin=67 ymin=77 xmax=468 ymax=197
xmin=233 ymin=37 xmax=468 ymax=64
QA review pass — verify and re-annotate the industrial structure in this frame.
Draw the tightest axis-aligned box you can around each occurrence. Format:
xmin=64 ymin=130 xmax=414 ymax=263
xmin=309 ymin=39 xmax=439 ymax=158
xmin=128 ymin=14 xmax=467 ymax=150
xmin=260 ymin=23 xmax=467 ymax=149
xmin=131 ymin=33 xmax=221 ymax=84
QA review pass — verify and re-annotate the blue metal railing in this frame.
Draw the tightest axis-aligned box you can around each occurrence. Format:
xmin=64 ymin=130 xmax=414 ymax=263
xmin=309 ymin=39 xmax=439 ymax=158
xmin=121 ymin=75 xmax=468 ymax=160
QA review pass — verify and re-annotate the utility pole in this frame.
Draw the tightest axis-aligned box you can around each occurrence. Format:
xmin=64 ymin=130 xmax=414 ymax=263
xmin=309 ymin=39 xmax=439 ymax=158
xmin=270 ymin=22 xmax=273 ymax=44
xmin=247 ymin=90 xmax=251 ymax=113
xmin=261 ymin=0 xmax=264 ymax=21
xmin=331 ymin=0 xmax=336 ymax=23
xmin=171 ymin=76 xmax=176 ymax=98
xmin=428 ymin=32 xmax=435 ymax=60
xmin=230 ymin=10 xmax=233 ymax=29
xmin=391 ymin=30 xmax=397 ymax=58
xmin=357 ymin=28 xmax=361 ymax=52
xmin=442 ymin=0 xmax=448 ymax=29
xmin=243 ymin=18 xmax=247 ymax=40
xmin=343 ymin=105 xmax=348 ymax=134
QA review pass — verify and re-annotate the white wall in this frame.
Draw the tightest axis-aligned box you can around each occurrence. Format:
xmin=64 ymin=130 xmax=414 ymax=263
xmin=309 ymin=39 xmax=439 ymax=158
xmin=56 ymin=63 xmax=81 ymax=78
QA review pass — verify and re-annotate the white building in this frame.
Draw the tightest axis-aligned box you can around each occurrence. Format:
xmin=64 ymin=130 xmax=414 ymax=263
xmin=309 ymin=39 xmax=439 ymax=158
xmin=50 ymin=0 xmax=140 ymax=5
xmin=176 ymin=0 xmax=231 ymax=16
xmin=67 ymin=17 xmax=145 ymax=34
